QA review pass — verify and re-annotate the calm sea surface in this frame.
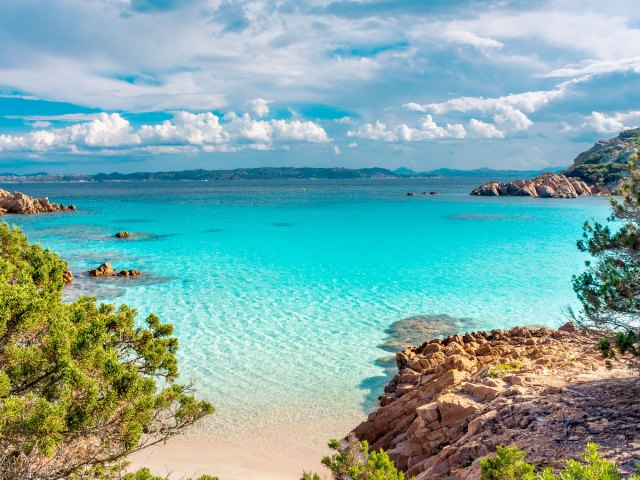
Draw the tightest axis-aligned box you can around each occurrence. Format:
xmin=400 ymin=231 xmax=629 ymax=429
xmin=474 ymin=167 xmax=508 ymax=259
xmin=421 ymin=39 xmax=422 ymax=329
xmin=1 ymin=177 xmax=611 ymax=451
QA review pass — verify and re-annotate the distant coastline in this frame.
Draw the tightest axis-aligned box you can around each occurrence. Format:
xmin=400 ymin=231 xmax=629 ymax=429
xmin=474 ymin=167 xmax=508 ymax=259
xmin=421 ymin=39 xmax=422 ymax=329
xmin=0 ymin=166 xmax=565 ymax=184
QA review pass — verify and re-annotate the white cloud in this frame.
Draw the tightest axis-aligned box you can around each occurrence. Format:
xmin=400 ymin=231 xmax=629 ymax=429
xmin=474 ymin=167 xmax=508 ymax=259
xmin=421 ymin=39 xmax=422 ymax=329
xmin=347 ymin=121 xmax=397 ymax=141
xmin=403 ymin=81 xmax=575 ymax=134
xmin=333 ymin=145 xmax=341 ymax=155
xmin=579 ymin=111 xmax=640 ymax=134
xmin=467 ymin=119 xmax=505 ymax=138
xmin=139 ymin=112 xmax=228 ymax=145
xmin=348 ymin=116 xmax=467 ymax=142
xmin=395 ymin=115 xmax=466 ymax=141
xmin=31 ymin=121 xmax=52 ymax=128
xmin=247 ymin=98 xmax=271 ymax=117
xmin=0 ymin=111 xmax=330 ymax=154
xmin=442 ymin=30 xmax=504 ymax=52
xmin=545 ymin=56 xmax=640 ymax=78
xmin=6 ymin=113 xmax=104 ymax=122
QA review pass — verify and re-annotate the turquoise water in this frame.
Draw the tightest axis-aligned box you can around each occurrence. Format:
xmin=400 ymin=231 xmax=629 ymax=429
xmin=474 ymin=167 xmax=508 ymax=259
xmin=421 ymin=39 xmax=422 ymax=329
xmin=1 ymin=178 xmax=611 ymax=449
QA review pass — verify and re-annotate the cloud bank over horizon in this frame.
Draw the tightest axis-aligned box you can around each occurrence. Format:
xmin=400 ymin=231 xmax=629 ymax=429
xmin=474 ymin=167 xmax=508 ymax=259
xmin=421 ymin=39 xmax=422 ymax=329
xmin=0 ymin=0 xmax=639 ymax=173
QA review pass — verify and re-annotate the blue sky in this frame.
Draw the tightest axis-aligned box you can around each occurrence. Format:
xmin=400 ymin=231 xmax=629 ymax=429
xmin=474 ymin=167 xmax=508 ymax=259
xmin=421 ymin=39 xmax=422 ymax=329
xmin=0 ymin=0 xmax=639 ymax=173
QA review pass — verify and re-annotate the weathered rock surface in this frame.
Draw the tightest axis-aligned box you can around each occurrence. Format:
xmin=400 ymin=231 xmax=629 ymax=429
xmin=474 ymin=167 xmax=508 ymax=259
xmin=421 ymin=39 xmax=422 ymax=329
xmin=87 ymin=263 xmax=142 ymax=278
xmin=117 ymin=269 xmax=142 ymax=277
xmin=353 ymin=323 xmax=640 ymax=479
xmin=62 ymin=269 xmax=74 ymax=284
xmin=471 ymin=173 xmax=592 ymax=198
xmin=0 ymin=189 xmax=76 ymax=215
xmin=87 ymin=262 xmax=114 ymax=277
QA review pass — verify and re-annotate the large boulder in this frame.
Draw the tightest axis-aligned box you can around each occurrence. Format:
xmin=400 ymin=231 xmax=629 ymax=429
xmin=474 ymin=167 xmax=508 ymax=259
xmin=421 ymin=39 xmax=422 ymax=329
xmin=87 ymin=263 xmax=114 ymax=277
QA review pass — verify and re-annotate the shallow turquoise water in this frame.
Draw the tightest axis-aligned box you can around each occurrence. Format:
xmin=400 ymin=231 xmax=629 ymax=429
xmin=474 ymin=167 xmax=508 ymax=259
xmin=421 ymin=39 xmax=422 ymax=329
xmin=2 ymin=178 xmax=611 ymax=445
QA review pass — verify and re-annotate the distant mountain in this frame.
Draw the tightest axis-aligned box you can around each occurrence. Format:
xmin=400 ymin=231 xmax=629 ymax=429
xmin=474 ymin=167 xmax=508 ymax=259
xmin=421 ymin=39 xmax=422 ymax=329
xmin=0 ymin=165 xmax=572 ymax=184
xmin=422 ymin=167 xmax=564 ymax=178
xmin=91 ymin=167 xmax=398 ymax=181
xmin=0 ymin=167 xmax=399 ymax=183
xmin=563 ymin=127 xmax=640 ymax=191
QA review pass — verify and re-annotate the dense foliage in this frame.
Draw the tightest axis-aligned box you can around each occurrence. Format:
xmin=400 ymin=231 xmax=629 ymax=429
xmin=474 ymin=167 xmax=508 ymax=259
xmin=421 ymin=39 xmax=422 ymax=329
xmin=564 ymin=163 xmax=628 ymax=188
xmin=0 ymin=224 xmax=214 ymax=479
xmin=301 ymin=435 xmax=414 ymax=480
xmin=572 ymin=153 xmax=640 ymax=347
xmin=481 ymin=443 xmax=639 ymax=480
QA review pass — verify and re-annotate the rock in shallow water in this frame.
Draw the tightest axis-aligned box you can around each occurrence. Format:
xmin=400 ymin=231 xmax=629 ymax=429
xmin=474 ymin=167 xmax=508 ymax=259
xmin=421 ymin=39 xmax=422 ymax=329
xmin=471 ymin=173 xmax=592 ymax=198
xmin=87 ymin=263 xmax=142 ymax=278
xmin=0 ymin=189 xmax=76 ymax=214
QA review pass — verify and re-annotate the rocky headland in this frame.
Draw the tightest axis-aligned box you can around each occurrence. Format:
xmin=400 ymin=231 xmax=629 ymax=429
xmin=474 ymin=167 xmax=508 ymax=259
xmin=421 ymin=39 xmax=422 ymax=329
xmin=353 ymin=323 xmax=640 ymax=479
xmin=471 ymin=173 xmax=592 ymax=198
xmin=471 ymin=127 xmax=640 ymax=197
xmin=0 ymin=189 xmax=76 ymax=215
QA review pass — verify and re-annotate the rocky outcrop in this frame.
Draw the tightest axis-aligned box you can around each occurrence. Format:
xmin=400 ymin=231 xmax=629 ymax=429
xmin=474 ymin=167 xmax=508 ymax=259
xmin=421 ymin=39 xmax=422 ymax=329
xmin=353 ymin=323 xmax=640 ymax=479
xmin=115 ymin=231 xmax=134 ymax=238
xmin=88 ymin=263 xmax=114 ymax=277
xmin=563 ymin=128 xmax=640 ymax=193
xmin=0 ymin=189 xmax=76 ymax=215
xmin=471 ymin=173 xmax=592 ymax=198
xmin=117 ymin=269 xmax=142 ymax=277
xmin=87 ymin=263 xmax=142 ymax=278
xmin=62 ymin=269 xmax=74 ymax=284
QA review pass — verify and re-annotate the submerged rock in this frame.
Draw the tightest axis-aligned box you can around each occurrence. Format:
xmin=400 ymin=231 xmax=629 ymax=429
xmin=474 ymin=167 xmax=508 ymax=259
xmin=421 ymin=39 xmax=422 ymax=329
xmin=471 ymin=173 xmax=592 ymax=198
xmin=114 ymin=231 xmax=135 ymax=238
xmin=379 ymin=314 xmax=478 ymax=353
xmin=0 ymin=189 xmax=76 ymax=215
xmin=353 ymin=323 xmax=640 ymax=479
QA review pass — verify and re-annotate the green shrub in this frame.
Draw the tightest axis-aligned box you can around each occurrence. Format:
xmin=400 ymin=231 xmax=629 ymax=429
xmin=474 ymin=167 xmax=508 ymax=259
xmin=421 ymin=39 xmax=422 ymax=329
xmin=481 ymin=443 xmax=639 ymax=480
xmin=302 ymin=434 xmax=414 ymax=480
xmin=0 ymin=224 xmax=215 ymax=479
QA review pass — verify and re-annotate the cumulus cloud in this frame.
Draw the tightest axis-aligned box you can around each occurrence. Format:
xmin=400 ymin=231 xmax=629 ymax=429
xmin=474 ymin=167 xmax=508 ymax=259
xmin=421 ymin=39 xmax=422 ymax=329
xmin=579 ymin=111 xmax=640 ymax=134
xmin=403 ymin=81 xmax=575 ymax=133
xmin=467 ymin=119 xmax=505 ymax=138
xmin=442 ymin=30 xmax=504 ymax=52
xmin=347 ymin=115 xmax=514 ymax=142
xmin=0 ymin=111 xmax=330 ymax=154
xmin=247 ymin=98 xmax=271 ymax=117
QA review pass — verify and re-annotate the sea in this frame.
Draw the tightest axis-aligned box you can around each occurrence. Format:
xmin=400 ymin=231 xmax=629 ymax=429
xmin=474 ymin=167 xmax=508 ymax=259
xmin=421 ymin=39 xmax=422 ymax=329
xmin=0 ymin=176 xmax=611 ymax=459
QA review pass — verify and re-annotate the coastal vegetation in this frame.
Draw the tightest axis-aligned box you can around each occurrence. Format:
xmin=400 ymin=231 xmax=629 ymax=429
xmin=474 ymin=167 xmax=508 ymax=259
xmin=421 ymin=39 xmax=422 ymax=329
xmin=572 ymin=152 xmax=640 ymax=350
xmin=481 ymin=443 xmax=639 ymax=480
xmin=301 ymin=435 xmax=414 ymax=480
xmin=0 ymin=224 xmax=214 ymax=479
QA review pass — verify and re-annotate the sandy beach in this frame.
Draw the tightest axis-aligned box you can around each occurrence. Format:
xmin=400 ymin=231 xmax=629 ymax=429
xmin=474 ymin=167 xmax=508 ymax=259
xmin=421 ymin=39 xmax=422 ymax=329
xmin=129 ymin=439 xmax=321 ymax=480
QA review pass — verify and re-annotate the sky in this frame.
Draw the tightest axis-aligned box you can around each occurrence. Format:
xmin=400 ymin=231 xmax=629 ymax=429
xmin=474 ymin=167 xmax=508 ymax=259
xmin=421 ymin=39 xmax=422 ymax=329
xmin=0 ymin=0 xmax=639 ymax=174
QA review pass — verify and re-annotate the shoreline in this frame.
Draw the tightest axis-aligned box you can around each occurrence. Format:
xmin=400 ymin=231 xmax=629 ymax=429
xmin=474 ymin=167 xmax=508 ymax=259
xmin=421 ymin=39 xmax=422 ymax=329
xmin=128 ymin=438 xmax=321 ymax=480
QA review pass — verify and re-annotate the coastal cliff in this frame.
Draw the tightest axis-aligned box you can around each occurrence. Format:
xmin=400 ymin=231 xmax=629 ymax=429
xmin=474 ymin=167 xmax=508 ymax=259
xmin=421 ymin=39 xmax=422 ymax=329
xmin=0 ymin=189 xmax=75 ymax=214
xmin=564 ymin=127 xmax=640 ymax=192
xmin=353 ymin=323 xmax=640 ymax=479
xmin=471 ymin=173 xmax=592 ymax=198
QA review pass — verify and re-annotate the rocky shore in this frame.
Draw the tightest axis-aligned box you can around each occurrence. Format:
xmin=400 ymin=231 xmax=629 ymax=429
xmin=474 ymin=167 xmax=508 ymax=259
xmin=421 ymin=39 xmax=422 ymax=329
xmin=353 ymin=323 xmax=640 ymax=479
xmin=471 ymin=173 xmax=592 ymax=198
xmin=0 ymin=189 xmax=76 ymax=214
